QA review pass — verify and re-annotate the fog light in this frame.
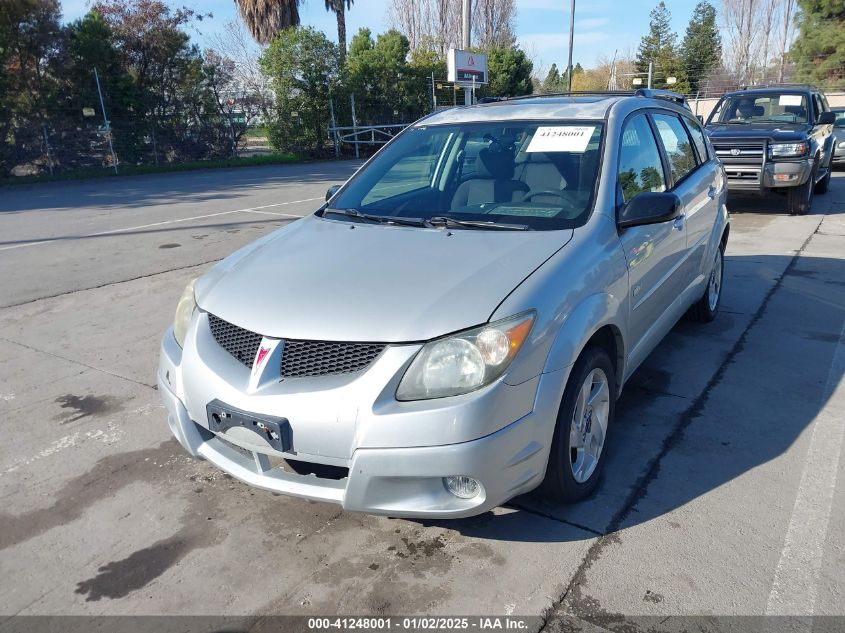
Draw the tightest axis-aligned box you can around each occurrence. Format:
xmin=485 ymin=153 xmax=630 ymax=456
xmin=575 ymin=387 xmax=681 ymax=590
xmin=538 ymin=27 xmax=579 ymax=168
xmin=774 ymin=173 xmax=798 ymax=182
xmin=443 ymin=476 xmax=481 ymax=499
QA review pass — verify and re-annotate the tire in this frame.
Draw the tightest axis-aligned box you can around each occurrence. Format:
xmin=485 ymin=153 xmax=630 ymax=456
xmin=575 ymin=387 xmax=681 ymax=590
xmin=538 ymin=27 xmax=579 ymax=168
xmin=537 ymin=347 xmax=616 ymax=504
xmin=787 ymin=161 xmax=815 ymax=215
xmin=687 ymin=242 xmax=724 ymax=323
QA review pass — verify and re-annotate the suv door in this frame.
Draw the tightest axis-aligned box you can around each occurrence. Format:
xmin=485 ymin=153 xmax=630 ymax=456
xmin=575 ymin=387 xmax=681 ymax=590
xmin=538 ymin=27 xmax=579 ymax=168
xmin=616 ymin=112 xmax=687 ymax=369
xmin=651 ymin=110 xmax=720 ymax=294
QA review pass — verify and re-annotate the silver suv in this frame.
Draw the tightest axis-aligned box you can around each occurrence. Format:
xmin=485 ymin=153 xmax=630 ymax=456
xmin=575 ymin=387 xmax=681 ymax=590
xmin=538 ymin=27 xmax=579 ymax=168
xmin=158 ymin=92 xmax=729 ymax=518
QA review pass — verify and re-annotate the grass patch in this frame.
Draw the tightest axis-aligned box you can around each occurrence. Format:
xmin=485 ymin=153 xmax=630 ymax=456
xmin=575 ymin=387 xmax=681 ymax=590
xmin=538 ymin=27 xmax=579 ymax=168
xmin=0 ymin=152 xmax=308 ymax=186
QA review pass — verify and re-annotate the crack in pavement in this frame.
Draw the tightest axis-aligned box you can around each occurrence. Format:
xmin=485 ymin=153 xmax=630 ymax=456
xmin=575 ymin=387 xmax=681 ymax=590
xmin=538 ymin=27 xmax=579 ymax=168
xmin=0 ymin=258 xmax=223 ymax=310
xmin=0 ymin=336 xmax=157 ymax=390
xmin=538 ymin=217 xmax=824 ymax=632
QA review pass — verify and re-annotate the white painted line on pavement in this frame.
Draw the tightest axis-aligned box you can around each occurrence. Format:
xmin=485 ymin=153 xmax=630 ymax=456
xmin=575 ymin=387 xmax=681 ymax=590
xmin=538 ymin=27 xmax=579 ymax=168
xmin=766 ymin=316 xmax=845 ymax=616
xmin=0 ymin=197 xmax=321 ymax=252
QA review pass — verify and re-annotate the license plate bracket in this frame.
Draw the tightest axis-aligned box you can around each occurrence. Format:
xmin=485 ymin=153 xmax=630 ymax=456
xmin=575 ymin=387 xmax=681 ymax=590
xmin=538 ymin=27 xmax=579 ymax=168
xmin=206 ymin=399 xmax=292 ymax=453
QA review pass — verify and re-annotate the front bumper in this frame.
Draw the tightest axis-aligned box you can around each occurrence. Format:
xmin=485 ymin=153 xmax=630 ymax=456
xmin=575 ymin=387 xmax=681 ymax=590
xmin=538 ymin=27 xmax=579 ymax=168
xmin=722 ymin=158 xmax=814 ymax=192
xmin=158 ymin=327 xmax=566 ymax=518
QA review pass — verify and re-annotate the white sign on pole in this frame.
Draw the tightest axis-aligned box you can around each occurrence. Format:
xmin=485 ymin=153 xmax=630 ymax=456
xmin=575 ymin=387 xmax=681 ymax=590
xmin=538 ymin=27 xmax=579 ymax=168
xmin=448 ymin=49 xmax=488 ymax=85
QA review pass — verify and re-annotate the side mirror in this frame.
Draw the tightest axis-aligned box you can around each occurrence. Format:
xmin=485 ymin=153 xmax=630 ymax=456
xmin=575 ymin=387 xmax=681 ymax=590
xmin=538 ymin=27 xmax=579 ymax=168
xmin=817 ymin=112 xmax=836 ymax=125
xmin=325 ymin=184 xmax=342 ymax=202
xmin=618 ymin=192 xmax=682 ymax=229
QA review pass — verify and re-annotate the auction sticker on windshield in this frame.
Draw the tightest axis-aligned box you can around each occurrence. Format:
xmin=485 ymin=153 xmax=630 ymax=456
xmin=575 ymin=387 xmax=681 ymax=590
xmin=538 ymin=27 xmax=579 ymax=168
xmin=778 ymin=95 xmax=803 ymax=106
xmin=527 ymin=126 xmax=595 ymax=153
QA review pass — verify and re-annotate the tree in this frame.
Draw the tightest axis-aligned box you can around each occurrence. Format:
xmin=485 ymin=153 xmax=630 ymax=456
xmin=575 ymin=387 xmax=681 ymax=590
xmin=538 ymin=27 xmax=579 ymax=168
xmin=207 ymin=20 xmax=274 ymax=119
xmin=479 ymin=46 xmax=533 ymax=97
xmin=343 ymin=28 xmax=419 ymax=123
xmin=681 ymin=2 xmax=722 ymax=93
xmin=235 ymin=0 xmax=300 ymax=45
xmin=324 ymin=0 xmax=353 ymax=62
xmin=473 ymin=0 xmax=516 ymax=49
xmin=0 ymin=0 xmax=64 ymax=173
xmin=261 ymin=26 xmax=339 ymax=152
xmin=791 ymin=0 xmax=845 ymax=89
xmin=542 ymin=63 xmax=563 ymax=93
xmin=636 ymin=2 xmax=686 ymax=91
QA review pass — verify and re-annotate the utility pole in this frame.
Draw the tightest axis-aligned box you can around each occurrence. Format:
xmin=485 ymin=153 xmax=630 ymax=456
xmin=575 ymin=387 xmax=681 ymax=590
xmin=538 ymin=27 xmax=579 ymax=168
xmin=567 ymin=0 xmax=575 ymax=91
xmin=462 ymin=0 xmax=472 ymax=106
xmin=94 ymin=68 xmax=118 ymax=174
xmin=647 ymin=61 xmax=654 ymax=89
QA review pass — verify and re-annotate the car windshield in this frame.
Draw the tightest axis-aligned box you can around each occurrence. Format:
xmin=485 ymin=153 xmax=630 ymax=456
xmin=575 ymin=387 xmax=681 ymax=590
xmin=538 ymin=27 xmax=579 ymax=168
xmin=711 ymin=93 xmax=810 ymax=124
xmin=834 ymin=111 xmax=845 ymax=128
xmin=325 ymin=121 xmax=604 ymax=231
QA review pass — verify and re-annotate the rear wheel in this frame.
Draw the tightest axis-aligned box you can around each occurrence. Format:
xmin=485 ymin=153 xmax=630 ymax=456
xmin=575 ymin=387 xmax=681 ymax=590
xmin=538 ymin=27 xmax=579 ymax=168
xmin=537 ymin=347 xmax=616 ymax=504
xmin=787 ymin=161 xmax=816 ymax=215
xmin=688 ymin=243 xmax=724 ymax=323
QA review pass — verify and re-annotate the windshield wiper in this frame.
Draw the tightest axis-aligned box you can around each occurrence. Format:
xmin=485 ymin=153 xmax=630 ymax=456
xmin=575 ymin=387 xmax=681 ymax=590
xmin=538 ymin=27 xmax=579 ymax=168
xmin=324 ymin=207 xmax=428 ymax=227
xmin=427 ymin=216 xmax=531 ymax=231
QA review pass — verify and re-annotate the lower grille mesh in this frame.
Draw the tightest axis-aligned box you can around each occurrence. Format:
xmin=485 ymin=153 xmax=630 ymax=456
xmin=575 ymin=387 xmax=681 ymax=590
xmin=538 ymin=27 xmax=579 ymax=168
xmin=207 ymin=314 xmax=386 ymax=377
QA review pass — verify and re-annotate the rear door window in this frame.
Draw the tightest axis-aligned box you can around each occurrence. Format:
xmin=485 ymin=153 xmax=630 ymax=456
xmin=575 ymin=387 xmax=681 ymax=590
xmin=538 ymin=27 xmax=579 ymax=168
xmin=651 ymin=113 xmax=699 ymax=184
xmin=682 ymin=116 xmax=709 ymax=163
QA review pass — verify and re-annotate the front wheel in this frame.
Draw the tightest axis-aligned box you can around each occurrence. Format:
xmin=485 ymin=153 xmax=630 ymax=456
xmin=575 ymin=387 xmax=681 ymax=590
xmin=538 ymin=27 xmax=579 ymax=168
xmin=537 ymin=347 xmax=616 ymax=504
xmin=687 ymin=243 xmax=724 ymax=322
xmin=787 ymin=162 xmax=816 ymax=215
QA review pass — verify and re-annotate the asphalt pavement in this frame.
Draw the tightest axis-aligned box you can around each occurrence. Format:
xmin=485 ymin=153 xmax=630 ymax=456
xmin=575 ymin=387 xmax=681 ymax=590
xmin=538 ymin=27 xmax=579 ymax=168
xmin=0 ymin=163 xmax=843 ymax=629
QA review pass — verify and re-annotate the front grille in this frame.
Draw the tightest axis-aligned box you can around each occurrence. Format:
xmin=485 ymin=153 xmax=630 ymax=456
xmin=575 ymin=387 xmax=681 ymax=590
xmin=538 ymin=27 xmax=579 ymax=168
xmin=281 ymin=339 xmax=386 ymax=378
xmin=207 ymin=314 xmax=386 ymax=378
xmin=712 ymin=139 xmax=765 ymax=164
xmin=208 ymin=313 xmax=262 ymax=367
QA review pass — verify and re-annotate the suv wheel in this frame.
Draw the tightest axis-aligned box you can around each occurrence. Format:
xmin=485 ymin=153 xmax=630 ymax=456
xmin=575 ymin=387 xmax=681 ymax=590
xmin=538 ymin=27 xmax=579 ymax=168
xmin=537 ymin=347 xmax=616 ymax=504
xmin=688 ymin=243 xmax=724 ymax=322
xmin=787 ymin=159 xmax=816 ymax=215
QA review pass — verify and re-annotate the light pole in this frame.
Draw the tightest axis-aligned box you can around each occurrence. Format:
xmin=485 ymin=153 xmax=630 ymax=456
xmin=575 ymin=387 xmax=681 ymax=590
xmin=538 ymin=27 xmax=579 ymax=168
xmin=462 ymin=0 xmax=472 ymax=106
xmin=567 ymin=0 xmax=575 ymax=91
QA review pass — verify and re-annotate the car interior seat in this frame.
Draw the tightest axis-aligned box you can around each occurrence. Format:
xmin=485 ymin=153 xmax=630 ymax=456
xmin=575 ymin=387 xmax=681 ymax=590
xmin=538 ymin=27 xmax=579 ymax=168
xmin=784 ymin=105 xmax=807 ymax=120
xmin=451 ymin=145 xmax=529 ymax=208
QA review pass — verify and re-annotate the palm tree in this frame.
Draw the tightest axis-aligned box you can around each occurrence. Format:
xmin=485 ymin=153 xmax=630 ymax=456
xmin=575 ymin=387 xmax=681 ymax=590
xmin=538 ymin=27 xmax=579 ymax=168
xmin=324 ymin=0 xmax=353 ymax=62
xmin=235 ymin=0 xmax=301 ymax=44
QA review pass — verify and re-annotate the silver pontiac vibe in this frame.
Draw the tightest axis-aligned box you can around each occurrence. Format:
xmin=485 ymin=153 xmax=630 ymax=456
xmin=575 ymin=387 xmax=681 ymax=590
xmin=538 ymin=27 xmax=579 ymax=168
xmin=158 ymin=92 xmax=729 ymax=518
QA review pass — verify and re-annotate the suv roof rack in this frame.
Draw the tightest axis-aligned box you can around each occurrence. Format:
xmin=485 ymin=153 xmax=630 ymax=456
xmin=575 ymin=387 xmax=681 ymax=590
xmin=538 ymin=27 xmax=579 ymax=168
xmin=734 ymin=83 xmax=816 ymax=91
xmin=480 ymin=89 xmax=688 ymax=104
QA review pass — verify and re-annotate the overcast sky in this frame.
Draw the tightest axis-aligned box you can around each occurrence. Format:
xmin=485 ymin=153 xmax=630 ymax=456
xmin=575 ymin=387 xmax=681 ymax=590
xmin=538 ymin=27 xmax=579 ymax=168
xmin=59 ymin=0 xmax=704 ymax=76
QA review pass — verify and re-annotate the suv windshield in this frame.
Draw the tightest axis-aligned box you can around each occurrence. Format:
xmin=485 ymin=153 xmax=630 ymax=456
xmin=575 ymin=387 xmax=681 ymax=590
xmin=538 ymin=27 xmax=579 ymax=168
xmin=326 ymin=121 xmax=604 ymax=231
xmin=710 ymin=93 xmax=810 ymax=124
xmin=834 ymin=111 xmax=845 ymax=128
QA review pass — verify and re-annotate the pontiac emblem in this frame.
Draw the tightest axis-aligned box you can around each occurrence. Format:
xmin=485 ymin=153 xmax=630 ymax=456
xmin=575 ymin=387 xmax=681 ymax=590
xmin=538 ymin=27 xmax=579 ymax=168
xmin=253 ymin=346 xmax=271 ymax=373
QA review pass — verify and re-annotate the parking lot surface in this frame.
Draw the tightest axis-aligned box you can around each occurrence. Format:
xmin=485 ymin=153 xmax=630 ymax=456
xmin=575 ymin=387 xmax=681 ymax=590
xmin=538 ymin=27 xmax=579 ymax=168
xmin=1 ymin=163 xmax=844 ymax=627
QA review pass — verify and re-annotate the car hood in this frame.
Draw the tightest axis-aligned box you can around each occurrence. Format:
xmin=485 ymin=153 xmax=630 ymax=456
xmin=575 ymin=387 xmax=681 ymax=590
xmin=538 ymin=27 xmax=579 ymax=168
xmin=196 ymin=215 xmax=572 ymax=342
xmin=705 ymin=122 xmax=812 ymax=142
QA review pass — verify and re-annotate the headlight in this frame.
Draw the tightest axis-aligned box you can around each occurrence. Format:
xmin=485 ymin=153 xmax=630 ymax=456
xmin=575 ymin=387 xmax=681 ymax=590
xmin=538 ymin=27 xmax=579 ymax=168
xmin=769 ymin=142 xmax=808 ymax=158
xmin=173 ymin=278 xmax=198 ymax=348
xmin=396 ymin=312 xmax=535 ymax=401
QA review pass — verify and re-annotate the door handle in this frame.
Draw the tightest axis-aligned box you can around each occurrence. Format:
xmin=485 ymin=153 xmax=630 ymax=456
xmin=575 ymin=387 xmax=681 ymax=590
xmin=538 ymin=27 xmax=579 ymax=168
xmin=707 ymin=185 xmax=717 ymax=199
xmin=673 ymin=213 xmax=685 ymax=231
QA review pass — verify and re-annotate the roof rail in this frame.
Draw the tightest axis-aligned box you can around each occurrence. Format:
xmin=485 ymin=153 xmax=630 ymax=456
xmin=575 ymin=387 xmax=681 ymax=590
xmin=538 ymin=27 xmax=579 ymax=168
xmin=734 ymin=83 xmax=817 ymax=91
xmin=476 ymin=89 xmax=690 ymax=106
xmin=634 ymin=88 xmax=687 ymax=105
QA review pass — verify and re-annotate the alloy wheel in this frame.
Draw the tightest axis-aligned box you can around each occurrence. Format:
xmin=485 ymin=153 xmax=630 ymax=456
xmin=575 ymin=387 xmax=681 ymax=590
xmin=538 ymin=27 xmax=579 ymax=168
xmin=569 ymin=367 xmax=610 ymax=483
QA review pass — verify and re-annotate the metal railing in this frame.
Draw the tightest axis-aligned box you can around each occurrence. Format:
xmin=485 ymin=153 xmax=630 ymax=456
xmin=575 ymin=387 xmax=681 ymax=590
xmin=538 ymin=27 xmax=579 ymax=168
xmin=327 ymin=123 xmax=409 ymax=158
